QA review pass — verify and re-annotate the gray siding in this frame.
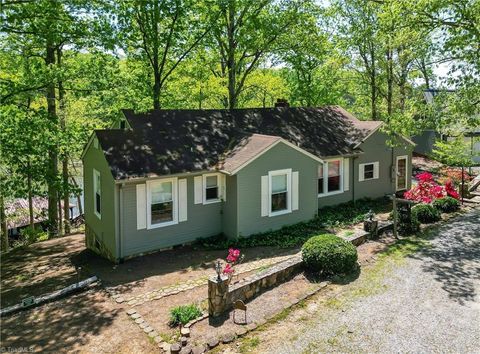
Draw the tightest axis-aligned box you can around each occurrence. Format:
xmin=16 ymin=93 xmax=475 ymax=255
xmin=353 ymin=131 xmax=413 ymax=200
xmin=412 ymin=130 xmax=439 ymax=156
xmin=222 ymin=175 xmax=238 ymax=238
xmin=120 ymin=174 xmax=223 ymax=257
xmin=236 ymin=142 xmax=319 ymax=237
xmin=83 ymin=137 xmax=118 ymax=258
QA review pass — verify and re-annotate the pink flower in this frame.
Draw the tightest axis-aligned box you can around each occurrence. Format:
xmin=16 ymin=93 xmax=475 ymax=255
xmin=223 ymin=263 xmax=234 ymax=274
xmin=226 ymin=248 xmax=241 ymax=263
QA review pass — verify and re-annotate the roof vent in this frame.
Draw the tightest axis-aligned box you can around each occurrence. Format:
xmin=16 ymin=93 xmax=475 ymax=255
xmin=274 ymin=98 xmax=289 ymax=108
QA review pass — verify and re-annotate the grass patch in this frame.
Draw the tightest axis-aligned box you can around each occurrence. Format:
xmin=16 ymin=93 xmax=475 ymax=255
xmin=169 ymin=304 xmax=202 ymax=326
xmin=239 ymin=337 xmax=260 ymax=353
xmin=196 ymin=197 xmax=390 ymax=250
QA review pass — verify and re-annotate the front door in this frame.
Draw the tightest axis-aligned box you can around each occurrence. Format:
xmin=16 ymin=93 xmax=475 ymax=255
xmin=396 ymin=156 xmax=408 ymax=191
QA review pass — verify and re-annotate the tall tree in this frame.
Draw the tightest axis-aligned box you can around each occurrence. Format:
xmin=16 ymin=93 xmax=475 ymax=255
xmin=116 ymin=0 xmax=210 ymax=109
xmin=207 ymin=0 xmax=309 ymax=109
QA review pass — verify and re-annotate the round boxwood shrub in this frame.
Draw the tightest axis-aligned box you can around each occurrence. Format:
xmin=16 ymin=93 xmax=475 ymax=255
xmin=301 ymin=234 xmax=358 ymax=275
xmin=411 ymin=204 xmax=441 ymax=224
xmin=432 ymin=196 xmax=460 ymax=213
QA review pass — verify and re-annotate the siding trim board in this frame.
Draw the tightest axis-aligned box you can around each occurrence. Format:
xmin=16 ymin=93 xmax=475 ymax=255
xmin=224 ymin=139 xmax=324 ymax=176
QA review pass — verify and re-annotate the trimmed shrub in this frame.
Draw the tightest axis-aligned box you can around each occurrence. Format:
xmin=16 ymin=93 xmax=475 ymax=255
xmin=433 ymin=196 xmax=460 ymax=213
xmin=169 ymin=304 xmax=202 ymax=326
xmin=301 ymin=234 xmax=358 ymax=275
xmin=411 ymin=204 xmax=441 ymax=224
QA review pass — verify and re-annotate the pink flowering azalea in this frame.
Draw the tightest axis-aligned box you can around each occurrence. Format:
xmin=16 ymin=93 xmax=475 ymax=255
xmin=223 ymin=263 xmax=234 ymax=274
xmin=404 ymin=172 xmax=446 ymax=203
xmin=417 ymin=172 xmax=434 ymax=182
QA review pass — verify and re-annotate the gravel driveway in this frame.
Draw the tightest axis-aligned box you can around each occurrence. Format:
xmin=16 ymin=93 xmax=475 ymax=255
xmin=264 ymin=209 xmax=480 ymax=354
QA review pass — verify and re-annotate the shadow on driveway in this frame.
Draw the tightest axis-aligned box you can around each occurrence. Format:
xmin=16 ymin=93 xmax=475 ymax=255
xmin=412 ymin=210 xmax=480 ymax=305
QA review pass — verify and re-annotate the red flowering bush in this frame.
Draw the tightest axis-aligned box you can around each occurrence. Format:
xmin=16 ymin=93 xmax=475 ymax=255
xmin=445 ymin=180 xmax=460 ymax=199
xmin=404 ymin=172 xmax=446 ymax=203
xmin=439 ymin=168 xmax=472 ymax=185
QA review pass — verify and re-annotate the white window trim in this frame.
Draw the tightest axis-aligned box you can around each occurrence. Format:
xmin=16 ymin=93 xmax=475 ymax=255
xmin=202 ymin=173 xmax=222 ymax=204
xmin=359 ymin=162 xmax=379 ymax=181
xmin=318 ymin=158 xmax=344 ymax=197
xmin=396 ymin=155 xmax=408 ymax=191
xmin=146 ymin=177 xmax=178 ymax=229
xmin=93 ymin=169 xmax=101 ymax=220
xmin=268 ymin=168 xmax=292 ymax=217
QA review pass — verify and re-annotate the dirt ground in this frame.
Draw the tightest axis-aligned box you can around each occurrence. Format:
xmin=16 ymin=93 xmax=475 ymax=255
xmin=0 ymin=288 xmax=156 ymax=353
xmin=0 ymin=233 xmax=298 ymax=307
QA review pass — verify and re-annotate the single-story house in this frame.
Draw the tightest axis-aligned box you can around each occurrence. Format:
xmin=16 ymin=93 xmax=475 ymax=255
xmin=81 ymin=105 xmax=414 ymax=262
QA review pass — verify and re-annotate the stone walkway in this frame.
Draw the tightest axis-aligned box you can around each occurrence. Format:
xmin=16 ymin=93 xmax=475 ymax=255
xmin=109 ymin=253 xmax=299 ymax=307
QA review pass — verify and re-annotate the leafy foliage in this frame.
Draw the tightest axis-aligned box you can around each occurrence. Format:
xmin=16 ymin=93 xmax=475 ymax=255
xmin=301 ymin=234 xmax=358 ymax=275
xmin=411 ymin=204 xmax=441 ymax=224
xmin=169 ymin=304 xmax=202 ymax=327
xmin=432 ymin=197 xmax=460 ymax=213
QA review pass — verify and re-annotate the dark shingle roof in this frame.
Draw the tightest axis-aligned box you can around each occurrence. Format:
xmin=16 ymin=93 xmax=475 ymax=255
xmin=95 ymin=106 xmax=382 ymax=180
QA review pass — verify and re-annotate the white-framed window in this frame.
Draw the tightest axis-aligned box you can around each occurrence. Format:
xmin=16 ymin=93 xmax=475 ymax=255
xmin=269 ymin=169 xmax=292 ymax=216
xmin=203 ymin=173 xmax=221 ymax=204
xmin=93 ymin=169 xmax=101 ymax=219
xmin=359 ymin=162 xmax=379 ymax=181
xmin=318 ymin=159 xmax=343 ymax=197
xmin=146 ymin=177 xmax=178 ymax=229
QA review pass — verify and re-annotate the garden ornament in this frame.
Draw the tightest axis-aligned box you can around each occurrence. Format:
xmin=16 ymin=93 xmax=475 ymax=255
xmin=215 ymin=260 xmax=222 ymax=281
xmin=233 ymin=300 xmax=247 ymax=324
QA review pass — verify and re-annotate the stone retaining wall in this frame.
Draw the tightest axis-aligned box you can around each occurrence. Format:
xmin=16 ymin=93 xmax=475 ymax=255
xmin=208 ymin=256 xmax=303 ymax=317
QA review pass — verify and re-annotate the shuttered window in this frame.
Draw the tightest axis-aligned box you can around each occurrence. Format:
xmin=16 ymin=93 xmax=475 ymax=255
xmin=262 ymin=169 xmax=297 ymax=217
xmin=359 ymin=162 xmax=379 ymax=182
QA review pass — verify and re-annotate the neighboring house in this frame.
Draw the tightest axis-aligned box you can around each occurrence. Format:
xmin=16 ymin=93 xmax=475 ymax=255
xmin=81 ymin=105 xmax=414 ymax=262
xmin=6 ymin=197 xmax=74 ymax=236
xmin=412 ymin=89 xmax=480 ymax=163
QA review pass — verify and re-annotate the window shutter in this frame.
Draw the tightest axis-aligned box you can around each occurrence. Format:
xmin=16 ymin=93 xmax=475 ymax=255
xmin=373 ymin=162 xmax=380 ymax=179
xmin=136 ymin=184 xmax=147 ymax=230
xmin=194 ymin=176 xmax=203 ymax=204
xmin=178 ymin=179 xmax=188 ymax=222
xmin=261 ymin=175 xmax=269 ymax=217
xmin=219 ymin=174 xmax=226 ymax=201
xmin=343 ymin=158 xmax=350 ymax=191
xmin=292 ymin=171 xmax=299 ymax=211
xmin=359 ymin=164 xmax=365 ymax=182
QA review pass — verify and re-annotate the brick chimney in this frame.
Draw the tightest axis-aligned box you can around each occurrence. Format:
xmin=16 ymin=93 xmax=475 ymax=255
xmin=274 ymin=98 xmax=289 ymax=108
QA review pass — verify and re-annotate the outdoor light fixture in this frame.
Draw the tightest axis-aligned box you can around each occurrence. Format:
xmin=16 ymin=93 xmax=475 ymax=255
xmin=215 ymin=260 xmax=222 ymax=281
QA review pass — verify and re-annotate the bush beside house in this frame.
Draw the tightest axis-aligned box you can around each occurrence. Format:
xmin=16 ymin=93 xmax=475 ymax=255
xmin=411 ymin=204 xmax=441 ymax=224
xmin=433 ymin=196 xmax=460 ymax=213
xmin=301 ymin=234 xmax=358 ymax=275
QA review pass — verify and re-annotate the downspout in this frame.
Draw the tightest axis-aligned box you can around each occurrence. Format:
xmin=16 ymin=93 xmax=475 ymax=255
xmin=352 ymin=156 xmax=358 ymax=204
xmin=117 ymin=183 xmax=124 ymax=263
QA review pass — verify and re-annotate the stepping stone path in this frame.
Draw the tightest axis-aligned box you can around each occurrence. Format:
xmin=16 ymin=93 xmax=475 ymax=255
xmin=106 ymin=253 xmax=298 ymax=307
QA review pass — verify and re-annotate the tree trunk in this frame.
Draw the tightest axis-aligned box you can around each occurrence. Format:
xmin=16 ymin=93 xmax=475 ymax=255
xmin=369 ymin=46 xmax=377 ymax=120
xmin=0 ymin=194 xmax=8 ymax=252
xmin=70 ymin=177 xmax=83 ymax=216
xmin=57 ymin=47 xmax=70 ymax=234
xmin=227 ymin=0 xmax=236 ymax=109
xmin=58 ymin=195 xmax=63 ymax=235
xmin=386 ymin=46 xmax=394 ymax=117
xmin=27 ymin=160 xmax=34 ymax=229
xmin=46 ymin=39 xmax=58 ymax=238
